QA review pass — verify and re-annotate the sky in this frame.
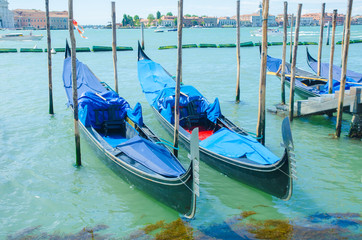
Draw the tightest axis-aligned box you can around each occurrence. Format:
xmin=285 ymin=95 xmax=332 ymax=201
xmin=7 ymin=0 xmax=362 ymax=25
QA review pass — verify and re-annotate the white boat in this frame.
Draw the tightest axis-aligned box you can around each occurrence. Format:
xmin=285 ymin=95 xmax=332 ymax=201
xmin=250 ymin=28 xmax=282 ymax=37
xmin=0 ymin=32 xmax=44 ymax=41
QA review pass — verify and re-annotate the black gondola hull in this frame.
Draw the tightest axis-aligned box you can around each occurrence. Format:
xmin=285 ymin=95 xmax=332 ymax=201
xmin=152 ymin=107 xmax=292 ymax=200
xmin=78 ymin=117 xmax=196 ymax=217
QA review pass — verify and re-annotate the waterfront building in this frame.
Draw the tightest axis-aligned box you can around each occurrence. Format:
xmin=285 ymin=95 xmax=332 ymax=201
xmin=352 ymin=15 xmax=362 ymax=25
xmin=13 ymin=9 xmax=68 ymax=30
xmin=0 ymin=0 xmax=14 ymax=28
xmin=217 ymin=17 xmax=236 ymax=27
xmin=183 ymin=16 xmax=202 ymax=27
xmin=160 ymin=15 xmax=176 ymax=27
xmin=202 ymin=17 xmax=217 ymax=27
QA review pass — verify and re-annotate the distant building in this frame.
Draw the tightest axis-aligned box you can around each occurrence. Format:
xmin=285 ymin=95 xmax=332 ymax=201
xmin=275 ymin=14 xmax=297 ymax=27
xmin=160 ymin=15 xmax=176 ymax=27
xmin=217 ymin=16 xmax=236 ymax=27
xmin=13 ymin=9 xmax=68 ymax=30
xmin=238 ymin=3 xmax=276 ymax=27
xmin=301 ymin=13 xmax=345 ymax=26
xmin=202 ymin=17 xmax=217 ymax=27
xmin=183 ymin=16 xmax=202 ymax=27
xmin=0 ymin=0 xmax=14 ymax=28
xmin=352 ymin=15 xmax=362 ymax=25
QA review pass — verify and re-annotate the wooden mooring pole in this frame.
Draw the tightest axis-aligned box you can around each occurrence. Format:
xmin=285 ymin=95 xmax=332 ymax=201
xmin=45 ymin=0 xmax=54 ymax=115
xmin=288 ymin=4 xmax=302 ymax=122
xmin=235 ymin=0 xmax=241 ymax=103
xmin=336 ymin=0 xmax=353 ymax=138
xmin=173 ymin=0 xmax=183 ymax=157
xmin=317 ymin=3 xmax=325 ymax=76
xmin=341 ymin=20 xmax=346 ymax=67
xmin=326 ymin=21 xmax=331 ymax=45
xmin=256 ymin=0 xmax=269 ymax=145
xmin=289 ymin=14 xmax=293 ymax=64
xmin=141 ymin=22 xmax=145 ymax=50
xmin=111 ymin=1 xmax=118 ymax=93
xmin=281 ymin=1 xmax=288 ymax=105
xmin=328 ymin=10 xmax=337 ymax=94
xmin=68 ymin=0 xmax=81 ymax=166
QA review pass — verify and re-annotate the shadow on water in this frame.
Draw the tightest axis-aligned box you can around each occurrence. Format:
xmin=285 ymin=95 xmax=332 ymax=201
xmin=6 ymin=211 xmax=361 ymax=239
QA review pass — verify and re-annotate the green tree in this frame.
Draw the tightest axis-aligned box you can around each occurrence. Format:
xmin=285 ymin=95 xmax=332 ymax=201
xmin=134 ymin=15 xmax=140 ymax=26
xmin=174 ymin=18 xmax=177 ymax=26
xmin=185 ymin=14 xmax=191 ymax=17
xmin=166 ymin=12 xmax=173 ymax=16
xmin=147 ymin=14 xmax=155 ymax=25
xmin=156 ymin=11 xmax=161 ymax=19
xmin=191 ymin=20 xmax=198 ymax=26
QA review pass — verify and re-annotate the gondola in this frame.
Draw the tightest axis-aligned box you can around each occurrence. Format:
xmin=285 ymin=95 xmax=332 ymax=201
xmin=306 ymin=48 xmax=361 ymax=91
xmin=266 ymin=54 xmax=326 ymax=98
xmin=137 ymin=43 xmax=294 ymax=200
xmin=62 ymin=42 xmax=196 ymax=218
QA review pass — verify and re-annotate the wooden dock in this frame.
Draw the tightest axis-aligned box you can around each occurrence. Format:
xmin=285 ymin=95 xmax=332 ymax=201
xmin=268 ymin=87 xmax=362 ymax=117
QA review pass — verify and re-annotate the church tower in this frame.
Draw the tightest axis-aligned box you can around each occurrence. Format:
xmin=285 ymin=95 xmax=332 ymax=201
xmin=0 ymin=0 xmax=14 ymax=28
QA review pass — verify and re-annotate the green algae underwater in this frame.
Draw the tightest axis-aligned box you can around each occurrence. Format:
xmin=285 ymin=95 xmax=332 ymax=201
xmin=7 ymin=211 xmax=361 ymax=239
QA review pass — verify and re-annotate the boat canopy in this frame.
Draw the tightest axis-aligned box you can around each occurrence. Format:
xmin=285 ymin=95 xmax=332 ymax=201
xmin=138 ymin=59 xmax=222 ymax=124
xmin=306 ymin=48 xmax=362 ymax=85
xmin=117 ymin=136 xmax=186 ymax=177
xmin=200 ymin=128 xmax=279 ymax=165
xmin=63 ymin=57 xmax=143 ymax=128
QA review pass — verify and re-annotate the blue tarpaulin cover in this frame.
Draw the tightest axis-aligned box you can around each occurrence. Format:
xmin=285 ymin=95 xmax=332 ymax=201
xmin=117 ymin=136 xmax=186 ymax=177
xmin=78 ymin=91 xmax=130 ymax=128
xmin=200 ymin=128 xmax=279 ymax=165
xmin=63 ymin=57 xmax=143 ymax=127
xmin=307 ymin=50 xmax=361 ymax=91
xmin=126 ymin=102 xmax=144 ymax=126
xmin=138 ymin=59 xmax=221 ymax=124
xmin=266 ymin=55 xmax=325 ymax=94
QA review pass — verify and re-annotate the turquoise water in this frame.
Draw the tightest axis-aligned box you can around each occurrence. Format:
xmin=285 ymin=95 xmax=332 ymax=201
xmin=1 ymin=26 xmax=361 ymax=239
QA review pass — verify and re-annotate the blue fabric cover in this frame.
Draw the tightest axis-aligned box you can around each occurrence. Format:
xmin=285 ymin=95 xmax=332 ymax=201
xmin=117 ymin=136 xmax=186 ymax=177
xmin=78 ymin=91 xmax=130 ymax=128
xmin=200 ymin=128 xmax=279 ymax=165
xmin=307 ymin=57 xmax=361 ymax=91
xmin=266 ymin=55 xmax=323 ymax=95
xmin=63 ymin=57 xmax=144 ymax=128
xmin=138 ymin=59 xmax=222 ymax=124
xmin=137 ymin=59 xmax=176 ymax=104
xmin=126 ymin=102 xmax=144 ymax=126
xmin=63 ymin=57 xmax=106 ymax=107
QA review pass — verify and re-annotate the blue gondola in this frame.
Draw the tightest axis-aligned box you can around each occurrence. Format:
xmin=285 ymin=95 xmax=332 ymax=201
xmin=62 ymin=41 xmax=196 ymax=218
xmin=137 ymin=43 xmax=294 ymax=200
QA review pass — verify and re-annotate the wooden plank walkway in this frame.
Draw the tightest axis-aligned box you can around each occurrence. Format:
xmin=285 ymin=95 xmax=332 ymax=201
xmin=268 ymin=87 xmax=362 ymax=117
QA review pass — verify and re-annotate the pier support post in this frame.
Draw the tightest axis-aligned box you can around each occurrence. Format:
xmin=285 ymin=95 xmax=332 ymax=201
xmin=336 ymin=0 xmax=353 ymax=138
xmin=173 ymin=0 xmax=183 ymax=157
xmin=141 ymin=22 xmax=145 ymax=50
xmin=328 ymin=10 xmax=337 ymax=94
xmin=235 ymin=0 xmax=241 ymax=103
xmin=288 ymin=4 xmax=302 ymax=122
xmin=256 ymin=0 xmax=269 ymax=145
xmin=289 ymin=14 xmax=293 ymax=64
xmin=326 ymin=21 xmax=331 ymax=45
xmin=45 ymin=0 xmax=54 ymax=115
xmin=111 ymin=1 xmax=118 ymax=93
xmin=317 ymin=3 xmax=325 ymax=76
xmin=68 ymin=0 xmax=81 ymax=166
xmin=281 ymin=1 xmax=288 ymax=105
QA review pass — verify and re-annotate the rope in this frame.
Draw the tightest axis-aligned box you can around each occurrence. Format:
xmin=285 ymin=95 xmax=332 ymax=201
xmin=155 ymin=141 xmax=179 ymax=150
xmin=246 ymin=131 xmax=264 ymax=140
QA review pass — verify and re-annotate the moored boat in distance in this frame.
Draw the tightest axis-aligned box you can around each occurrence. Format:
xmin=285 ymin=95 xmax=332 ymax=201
xmin=62 ymin=41 xmax=197 ymax=218
xmin=0 ymin=32 xmax=43 ymax=41
xmin=137 ymin=43 xmax=295 ymax=200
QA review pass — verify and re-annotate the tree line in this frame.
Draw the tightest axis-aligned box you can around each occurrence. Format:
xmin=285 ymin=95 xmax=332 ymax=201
xmin=121 ymin=11 xmax=203 ymax=27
